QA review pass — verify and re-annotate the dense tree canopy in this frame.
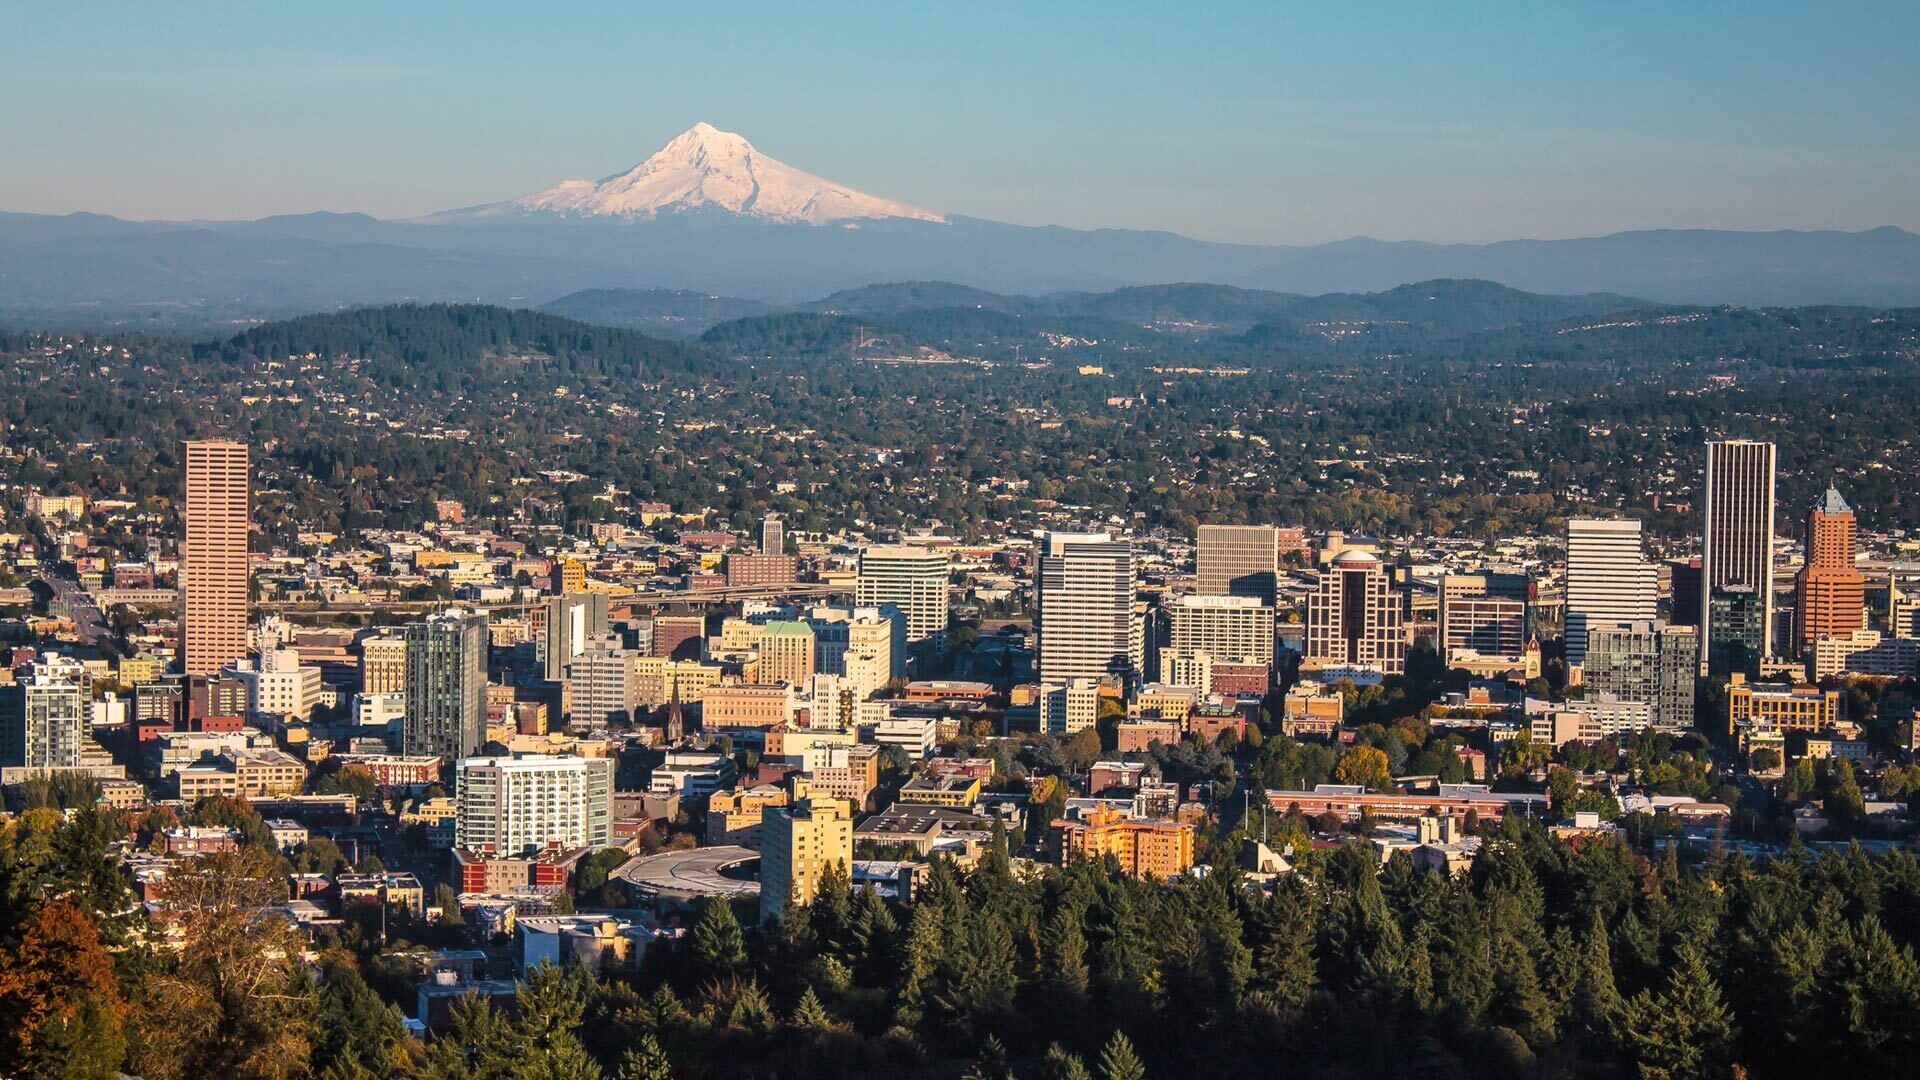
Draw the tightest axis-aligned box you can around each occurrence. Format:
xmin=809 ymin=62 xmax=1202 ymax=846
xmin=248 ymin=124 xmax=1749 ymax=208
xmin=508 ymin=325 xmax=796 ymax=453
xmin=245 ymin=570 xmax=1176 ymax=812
xmin=6 ymin=803 xmax=1920 ymax=1078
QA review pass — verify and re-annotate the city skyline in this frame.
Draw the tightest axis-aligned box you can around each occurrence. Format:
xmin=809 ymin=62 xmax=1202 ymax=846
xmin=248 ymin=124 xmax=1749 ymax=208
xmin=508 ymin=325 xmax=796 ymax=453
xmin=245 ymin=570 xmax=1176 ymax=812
xmin=4 ymin=10 xmax=1919 ymax=1076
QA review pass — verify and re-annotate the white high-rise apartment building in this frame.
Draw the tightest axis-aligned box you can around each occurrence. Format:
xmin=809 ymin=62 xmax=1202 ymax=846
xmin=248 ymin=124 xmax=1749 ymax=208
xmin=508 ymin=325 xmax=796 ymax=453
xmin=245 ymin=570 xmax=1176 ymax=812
xmin=1167 ymin=594 xmax=1275 ymax=669
xmin=806 ymin=607 xmax=895 ymax=699
xmin=761 ymin=514 xmax=785 ymax=555
xmin=1702 ymin=440 xmax=1778 ymax=663
xmin=226 ymin=648 xmax=322 ymax=722
xmin=1564 ymin=518 xmax=1658 ymax=666
xmin=569 ymin=635 xmax=641 ymax=724
xmin=5 ymin=655 xmax=88 ymax=770
xmin=1036 ymin=532 xmax=1136 ymax=683
xmin=456 ymin=755 xmax=613 ymax=856
xmin=856 ymin=545 xmax=950 ymax=647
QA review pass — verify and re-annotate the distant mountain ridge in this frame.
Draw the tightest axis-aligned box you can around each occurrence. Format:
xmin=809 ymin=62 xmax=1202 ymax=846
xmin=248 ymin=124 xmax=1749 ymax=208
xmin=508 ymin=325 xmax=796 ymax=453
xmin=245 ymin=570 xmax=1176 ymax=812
xmin=1 ymin=122 xmax=1916 ymax=327
xmin=542 ymin=277 xmax=1664 ymax=363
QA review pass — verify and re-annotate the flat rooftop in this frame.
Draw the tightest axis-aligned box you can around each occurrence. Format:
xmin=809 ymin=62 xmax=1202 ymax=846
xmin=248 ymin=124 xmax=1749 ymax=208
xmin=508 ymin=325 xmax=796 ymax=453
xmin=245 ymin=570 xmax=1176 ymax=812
xmin=614 ymin=845 xmax=760 ymax=900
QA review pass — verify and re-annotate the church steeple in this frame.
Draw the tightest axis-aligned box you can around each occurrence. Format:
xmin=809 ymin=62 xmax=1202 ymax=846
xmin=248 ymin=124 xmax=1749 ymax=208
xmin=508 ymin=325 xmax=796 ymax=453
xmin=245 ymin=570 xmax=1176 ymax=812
xmin=665 ymin=682 xmax=685 ymax=741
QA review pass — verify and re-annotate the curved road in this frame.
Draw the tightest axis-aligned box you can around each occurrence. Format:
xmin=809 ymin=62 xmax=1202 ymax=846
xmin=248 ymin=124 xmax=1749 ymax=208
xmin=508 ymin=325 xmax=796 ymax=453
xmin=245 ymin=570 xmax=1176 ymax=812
xmin=614 ymin=845 xmax=761 ymax=901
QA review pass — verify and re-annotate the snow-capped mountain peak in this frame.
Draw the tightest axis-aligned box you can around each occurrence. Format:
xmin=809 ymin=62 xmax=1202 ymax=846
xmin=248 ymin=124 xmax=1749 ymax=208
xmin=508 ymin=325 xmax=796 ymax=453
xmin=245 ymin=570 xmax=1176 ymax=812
xmin=488 ymin=123 xmax=944 ymax=226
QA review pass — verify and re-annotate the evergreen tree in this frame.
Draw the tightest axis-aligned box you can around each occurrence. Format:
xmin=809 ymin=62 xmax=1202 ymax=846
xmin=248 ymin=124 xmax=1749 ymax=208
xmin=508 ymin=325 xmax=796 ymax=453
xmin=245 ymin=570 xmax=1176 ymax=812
xmin=615 ymin=1034 xmax=671 ymax=1080
xmin=514 ymin=963 xmax=603 ymax=1080
xmin=312 ymin=964 xmax=409 ymax=1078
xmin=638 ymin=985 xmax=687 ymax=1035
xmin=1811 ymin=916 xmax=1920 ymax=1070
xmin=1248 ymin=884 xmax=1317 ymax=1011
xmin=1570 ymin=910 xmax=1622 ymax=1046
xmin=849 ymin=886 xmax=898 ymax=985
xmin=690 ymin=897 xmax=747 ymax=980
xmin=808 ymin=862 xmax=855 ymax=959
xmin=1043 ymin=904 xmax=1091 ymax=996
xmin=896 ymin=901 xmax=945 ymax=1026
xmin=1488 ymin=923 xmax=1555 ymax=1047
xmin=428 ymin=992 xmax=516 ymax=1078
xmin=434 ymin=882 xmax=464 ymax=926
xmin=1097 ymin=1030 xmax=1147 ymax=1080
xmin=1041 ymin=1043 xmax=1093 ymax=1080
xmin=1613 ymin=943 xmax=1736 ymax=1080
xmin=1195 ymin=876 xmax=1253 ymax=1003
xmin=790 ymin=986 xmax=834 ymax=1031
xmin=945 ymin=910 xmax=1017 ymax=1031
xmin=961 ymin=1035 xmax=1010 ymax=1080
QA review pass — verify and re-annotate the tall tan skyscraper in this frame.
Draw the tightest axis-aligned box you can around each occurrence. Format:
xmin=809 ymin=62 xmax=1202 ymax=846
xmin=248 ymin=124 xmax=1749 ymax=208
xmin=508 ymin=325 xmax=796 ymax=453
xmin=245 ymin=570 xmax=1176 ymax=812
xmin=1794 ymin=486 xmax=1865 ymax=657
xmin=1195 ymin=524 xmax=1281 ymax=605
xmin=180 ymin=440 xmax=250 ymax=676
xmin=1702 ymin=440 xmax=1777 ymax=666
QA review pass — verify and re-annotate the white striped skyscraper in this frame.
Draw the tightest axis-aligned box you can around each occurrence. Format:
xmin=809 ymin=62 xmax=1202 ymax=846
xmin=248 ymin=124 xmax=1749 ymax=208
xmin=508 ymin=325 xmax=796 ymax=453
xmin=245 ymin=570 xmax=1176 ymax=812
xmin=1036 ymin=532 xmax=1136 ymax=683
xmin=1564 ymin=518 xmax=1658 ymax=666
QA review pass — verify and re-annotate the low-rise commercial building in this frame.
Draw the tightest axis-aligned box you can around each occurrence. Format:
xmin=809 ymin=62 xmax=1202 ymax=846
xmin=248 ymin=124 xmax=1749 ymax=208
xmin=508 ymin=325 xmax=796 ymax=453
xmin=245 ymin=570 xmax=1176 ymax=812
xmin=706 ymin=784 xmax=791 ymax=848
xmin=1264 ymin=783 xmax=1549 ymax=822
xmin=1050 ymin=806 xmax=1195 ymax=880
xmin=897 ymin=774 xmax=982 ymax=808
xmin=1724 ymin=673 xmax=1842 ymax=738
xmin=1281 ymin=684 xmax=1343 ymax=738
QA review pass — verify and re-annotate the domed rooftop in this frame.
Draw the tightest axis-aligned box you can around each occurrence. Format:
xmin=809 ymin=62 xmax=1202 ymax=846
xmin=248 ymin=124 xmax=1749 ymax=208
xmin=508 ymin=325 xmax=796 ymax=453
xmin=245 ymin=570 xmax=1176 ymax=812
xmin=1331 ymin=548 xmax=1380 ymax=566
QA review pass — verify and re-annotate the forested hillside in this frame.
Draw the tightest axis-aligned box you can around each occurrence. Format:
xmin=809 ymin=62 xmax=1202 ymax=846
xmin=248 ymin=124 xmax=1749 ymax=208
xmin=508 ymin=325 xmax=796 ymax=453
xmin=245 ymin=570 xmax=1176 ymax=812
xmin=4 ymin=802 xmax=1920 ymax=1079
xmin=4 ymin=294 xmax=1919 ymax=541
xmin=202 ymin=304 xmax=721 ymax=391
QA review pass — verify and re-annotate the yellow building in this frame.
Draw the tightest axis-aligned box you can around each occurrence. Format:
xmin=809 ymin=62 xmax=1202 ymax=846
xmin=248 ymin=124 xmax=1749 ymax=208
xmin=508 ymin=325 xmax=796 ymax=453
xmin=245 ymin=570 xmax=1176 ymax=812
xmin=1128 ymin=684 xmax=1198 ymax=726
xmin=358 ymin=631 xmax=408 ymax=696
xmin=759 ymin=796 xmax=853 ymax=924
xmin=717 ymin=617 xmax=765 ymax=654
xmin=1051 ymin=806 xmax=1195 ymax=880
xmin=897 ymin=774 xmax=982 ymax=808
xmin=706 ymin=784 xmax=791 ymax=847
xmin=235 ymin=749 xmax=308 ymax=798
xmin=757 ymin=621 xmax=817 ymax=687
xmin=1725 ymin=672 xmax=1841 ymax=737
xmin=557 ymin=559 xmax=587 ymax=595
xmin=1281 ymin=684 xmax=1344 ymax=738
xmin=116 ymin=654 xmax=163 ymax=687
xmin=703 ymin=684 xmax=795 ymax=730
xmin=634 ymin=657 xmax=724 ymax=708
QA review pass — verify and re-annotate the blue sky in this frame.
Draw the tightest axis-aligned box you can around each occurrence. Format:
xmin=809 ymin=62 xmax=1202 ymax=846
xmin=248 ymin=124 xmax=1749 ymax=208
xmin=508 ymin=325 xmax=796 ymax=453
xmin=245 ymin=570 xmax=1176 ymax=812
xmin=2 ymin=2 xmax=1915 ymax=243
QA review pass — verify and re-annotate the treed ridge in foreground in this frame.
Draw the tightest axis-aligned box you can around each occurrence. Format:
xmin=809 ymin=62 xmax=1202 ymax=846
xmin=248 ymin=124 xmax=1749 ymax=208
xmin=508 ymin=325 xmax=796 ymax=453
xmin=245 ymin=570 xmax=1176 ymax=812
xmin=3 ymin=803 xmax=1920 ymax=1079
